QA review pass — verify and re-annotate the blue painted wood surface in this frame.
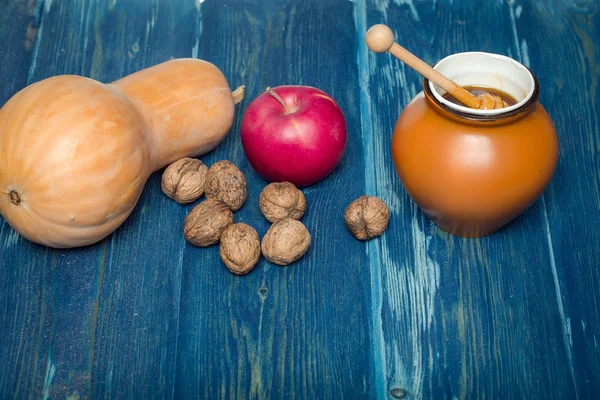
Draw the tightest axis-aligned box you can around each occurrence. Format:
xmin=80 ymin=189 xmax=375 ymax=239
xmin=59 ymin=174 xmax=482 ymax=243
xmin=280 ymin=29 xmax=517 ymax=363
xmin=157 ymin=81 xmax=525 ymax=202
xmin=0 ymin=0 xmax=598 ymax=398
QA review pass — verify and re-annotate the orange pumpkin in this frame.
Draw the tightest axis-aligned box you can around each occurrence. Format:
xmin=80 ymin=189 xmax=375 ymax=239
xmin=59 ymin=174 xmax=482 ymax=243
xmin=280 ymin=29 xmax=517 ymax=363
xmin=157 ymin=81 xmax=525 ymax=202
xmin=0 ymin=58 xmax=243 ymax=248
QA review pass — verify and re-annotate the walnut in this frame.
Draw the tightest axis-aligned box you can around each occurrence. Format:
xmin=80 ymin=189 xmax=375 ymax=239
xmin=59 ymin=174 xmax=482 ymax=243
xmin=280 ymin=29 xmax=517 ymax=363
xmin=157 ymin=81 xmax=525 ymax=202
xmin=261 ymin=218 xmax=311 ymax=266
xmin=183 ymin=199 xmax=234 ymax=247
xmin=344 ymin=195 xmax=390 ymax=240
xmin=161 ymin=157 xmax=208 ymax=204
xmin=219 ymin=223 xmax=261 ymax=275
xmin=259 ymin=182 xmax=306 ymax=223
xmin=205 ymin=160 xmax=247 ymax=211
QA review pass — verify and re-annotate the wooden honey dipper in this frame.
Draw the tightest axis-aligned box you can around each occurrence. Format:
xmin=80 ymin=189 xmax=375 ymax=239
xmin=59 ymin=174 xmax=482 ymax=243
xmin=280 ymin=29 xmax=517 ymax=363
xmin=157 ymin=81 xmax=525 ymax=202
xmin=365 ymin=24 xmax=507 ymax=110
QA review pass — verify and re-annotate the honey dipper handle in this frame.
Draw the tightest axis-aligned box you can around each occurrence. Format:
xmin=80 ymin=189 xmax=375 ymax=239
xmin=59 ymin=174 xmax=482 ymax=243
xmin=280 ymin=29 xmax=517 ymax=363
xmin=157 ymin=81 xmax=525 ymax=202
xmin=365 ymin=24 xmax=481 ymax=109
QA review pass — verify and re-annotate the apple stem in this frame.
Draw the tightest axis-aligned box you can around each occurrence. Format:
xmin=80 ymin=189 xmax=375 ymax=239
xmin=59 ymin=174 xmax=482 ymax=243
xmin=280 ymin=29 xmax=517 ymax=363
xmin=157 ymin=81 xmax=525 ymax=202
xmin=265 ymin=87 xmax=291 ymax=115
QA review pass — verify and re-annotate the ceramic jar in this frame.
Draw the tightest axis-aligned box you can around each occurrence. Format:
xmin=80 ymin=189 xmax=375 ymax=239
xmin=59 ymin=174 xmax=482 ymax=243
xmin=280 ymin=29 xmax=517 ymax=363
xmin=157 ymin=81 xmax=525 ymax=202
xmin=392 ymin=52 xmax=559 ymax=237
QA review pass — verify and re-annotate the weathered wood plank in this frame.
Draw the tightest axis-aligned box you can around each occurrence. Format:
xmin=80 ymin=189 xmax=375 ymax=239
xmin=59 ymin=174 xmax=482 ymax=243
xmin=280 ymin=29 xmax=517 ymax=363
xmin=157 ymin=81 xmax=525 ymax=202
xmin=0 ymin=1 xmax=50 ymax=398
xmin=359 ymin=0 xmax=579 ymax=398
xmin=0 ymin=0 xmax=40 ymax=104
xmin=174 ymin=0 xmax=374 ymax=398
xmin=1 ymin=0 xmax=598 ymax=398
xmin=515 ymin=1 xmax=600 ymax=397
xmin=1 ymin=0 xmax=198 ymax=397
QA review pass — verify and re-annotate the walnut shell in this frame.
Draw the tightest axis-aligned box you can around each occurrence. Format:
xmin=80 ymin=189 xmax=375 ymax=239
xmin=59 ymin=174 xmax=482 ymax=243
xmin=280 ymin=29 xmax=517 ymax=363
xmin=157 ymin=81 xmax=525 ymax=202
xmin=205 ymin=160 xmax=247 ymax=211
xmin=219 ymin=223 xmax=261 ymax=275
xmin=161 ymin=157 xmax=208 ymax=204
xmin=344 ymin=195 xmax=390 ymax=240
xmin=261 ymin=218 xmax=311 ymax=266
xmin=183 ymin=199 xmax=234 ymax=247
xmin=259 ymin=182 xmax=306 ymax=223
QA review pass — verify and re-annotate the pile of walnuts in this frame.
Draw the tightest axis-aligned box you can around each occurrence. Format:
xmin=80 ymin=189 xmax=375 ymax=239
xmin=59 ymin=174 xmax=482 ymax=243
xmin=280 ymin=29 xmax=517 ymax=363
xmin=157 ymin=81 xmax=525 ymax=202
xmin=162 ymin=158 xmax=311 ymax=276
xmin=162 ymin=157 xmax=390 ymax=276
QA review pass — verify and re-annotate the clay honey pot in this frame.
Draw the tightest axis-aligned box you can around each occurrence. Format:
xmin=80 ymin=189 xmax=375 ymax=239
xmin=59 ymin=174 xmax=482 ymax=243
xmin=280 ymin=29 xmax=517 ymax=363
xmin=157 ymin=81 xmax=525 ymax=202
xmin=366 ymin=24 xmax=559 ymax=238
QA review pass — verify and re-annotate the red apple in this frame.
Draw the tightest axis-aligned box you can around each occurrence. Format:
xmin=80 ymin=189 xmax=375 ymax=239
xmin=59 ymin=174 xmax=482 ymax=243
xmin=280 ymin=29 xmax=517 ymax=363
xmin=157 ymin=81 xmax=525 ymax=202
xmin=240 ymin=85 xmax=347 ymax=187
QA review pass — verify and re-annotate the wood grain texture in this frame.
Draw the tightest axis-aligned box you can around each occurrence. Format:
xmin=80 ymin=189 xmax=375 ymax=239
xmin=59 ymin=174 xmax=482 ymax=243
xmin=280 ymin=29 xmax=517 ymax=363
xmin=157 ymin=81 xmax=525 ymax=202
xmin=0 ymin=0 xmax=40 ymax=104
xmin=174 ymin=0 xmax=374 ymax=398
xmin=43 ymin=1 xmax=198 ymax=398
xmin=358 ymin=0 xmax=592 ymax=398
xmin=0 ymin=1 xmax=52 ymax=398
xmin=0 ymin=0 xmax=598 ymax=398
xmin=1 ymin=0 xmax=198 ymax=398
xmin=516 ymin=1 xmax=600 ymax=396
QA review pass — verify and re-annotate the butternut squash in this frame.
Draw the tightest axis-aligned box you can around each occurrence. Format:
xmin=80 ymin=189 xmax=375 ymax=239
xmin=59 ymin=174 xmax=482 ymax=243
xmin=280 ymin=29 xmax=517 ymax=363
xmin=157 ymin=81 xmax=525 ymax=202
xmin=0 ymin=58 xmax=244 ymax=248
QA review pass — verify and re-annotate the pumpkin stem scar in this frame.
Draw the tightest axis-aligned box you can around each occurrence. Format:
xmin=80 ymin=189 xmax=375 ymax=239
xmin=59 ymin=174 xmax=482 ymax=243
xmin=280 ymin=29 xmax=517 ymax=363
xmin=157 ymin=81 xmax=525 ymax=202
xmin=8 ymin=190 xmax=21 ymax=205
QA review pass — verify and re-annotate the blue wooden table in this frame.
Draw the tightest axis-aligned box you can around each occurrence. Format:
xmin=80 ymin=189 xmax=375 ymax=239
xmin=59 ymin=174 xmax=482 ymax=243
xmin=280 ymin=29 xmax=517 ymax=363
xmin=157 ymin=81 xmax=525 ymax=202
xmin=1 ymin=0 xmax=599 ymax=398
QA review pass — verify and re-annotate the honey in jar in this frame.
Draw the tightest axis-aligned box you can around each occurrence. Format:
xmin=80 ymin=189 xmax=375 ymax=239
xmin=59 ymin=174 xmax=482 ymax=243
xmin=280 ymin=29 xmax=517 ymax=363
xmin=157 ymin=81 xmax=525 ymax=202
xmin=391 ymin=52 xmax=559 ymax=237
xmin=442 ymin=86 xmax=518 ymax=108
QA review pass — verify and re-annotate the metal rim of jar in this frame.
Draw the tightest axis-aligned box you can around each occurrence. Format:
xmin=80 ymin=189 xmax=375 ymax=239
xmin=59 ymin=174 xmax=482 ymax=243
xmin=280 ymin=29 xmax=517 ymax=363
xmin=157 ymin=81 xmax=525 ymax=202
xmin=422 ymin=66 xmax=541 ymax=122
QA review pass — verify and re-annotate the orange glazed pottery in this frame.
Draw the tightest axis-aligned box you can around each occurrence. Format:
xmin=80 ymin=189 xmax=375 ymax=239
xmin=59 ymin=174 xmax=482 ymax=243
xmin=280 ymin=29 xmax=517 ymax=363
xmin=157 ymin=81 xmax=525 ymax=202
xmin=391 ymin=52 xmax=559 ymax=238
